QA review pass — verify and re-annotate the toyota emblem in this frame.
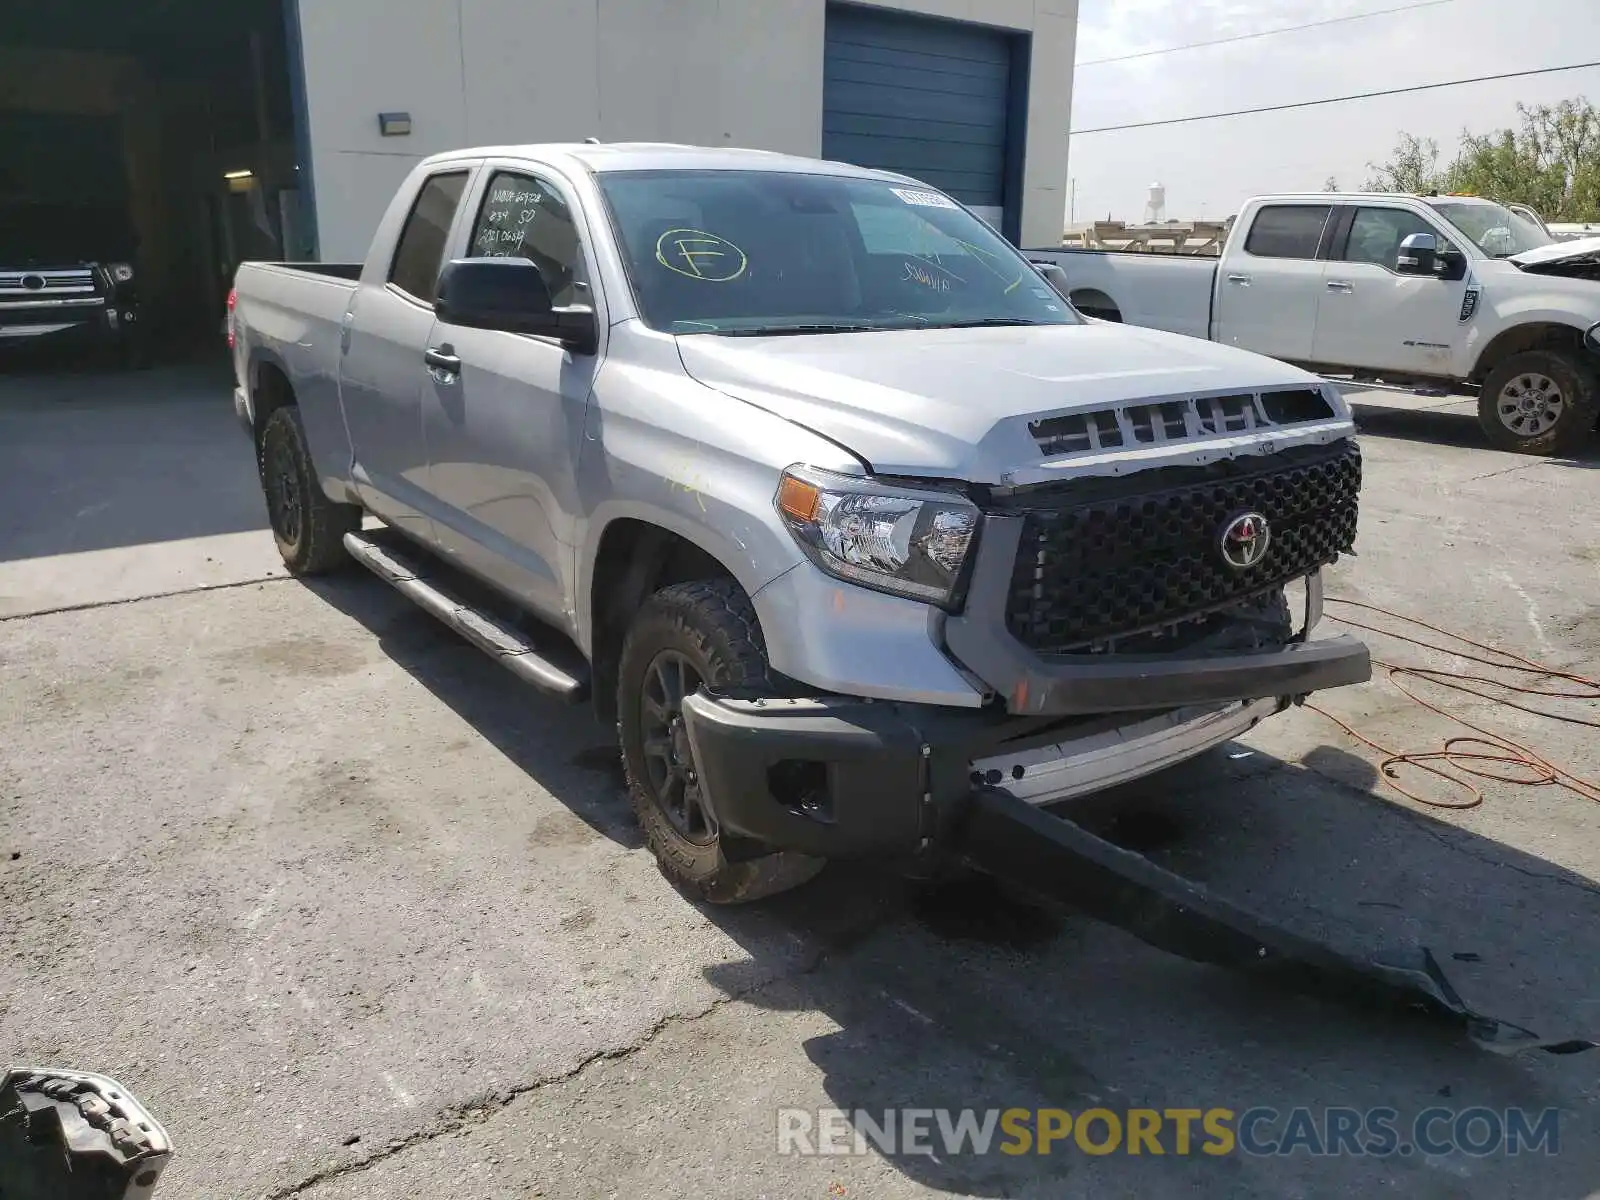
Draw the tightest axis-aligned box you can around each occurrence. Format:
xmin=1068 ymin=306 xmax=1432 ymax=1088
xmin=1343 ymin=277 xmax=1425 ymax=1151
xmin=1219 ymin=511 xmax=1271 ymax=570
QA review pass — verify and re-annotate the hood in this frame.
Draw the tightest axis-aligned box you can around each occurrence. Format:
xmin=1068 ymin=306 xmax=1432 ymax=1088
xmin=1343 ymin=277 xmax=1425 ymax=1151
xmin=1510 ymin=235 xmax=1600 ymax=272
xmin=674 ymin=322 xmax=1337 ymax=484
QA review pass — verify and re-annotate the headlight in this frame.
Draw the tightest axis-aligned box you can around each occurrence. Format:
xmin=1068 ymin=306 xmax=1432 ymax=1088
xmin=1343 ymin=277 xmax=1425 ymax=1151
xmin=110 ymin=263 xmax=135 ymax=283
xmin=775 ymin=465 xmax=980 ymax=608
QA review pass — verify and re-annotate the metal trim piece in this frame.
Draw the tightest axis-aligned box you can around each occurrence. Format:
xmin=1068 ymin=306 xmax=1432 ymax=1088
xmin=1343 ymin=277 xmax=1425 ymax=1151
xmin=970 ymin=698 xmax=1276 ymax=805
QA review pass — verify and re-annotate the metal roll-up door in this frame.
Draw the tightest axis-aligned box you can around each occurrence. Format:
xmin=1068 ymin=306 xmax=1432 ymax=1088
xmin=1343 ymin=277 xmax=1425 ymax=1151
xmin=822 ymin=4 xmax=1015 ymax=233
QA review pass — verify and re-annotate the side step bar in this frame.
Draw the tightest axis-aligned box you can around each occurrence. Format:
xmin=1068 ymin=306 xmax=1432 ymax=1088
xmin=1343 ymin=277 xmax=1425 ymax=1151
xmin=343 ymin=531 xmax=589 ymax=703
xmin=958 ymin=786 xmax=1596 ymax=1057
xmin=1324 ymin=376 xmax=1456 ymax=398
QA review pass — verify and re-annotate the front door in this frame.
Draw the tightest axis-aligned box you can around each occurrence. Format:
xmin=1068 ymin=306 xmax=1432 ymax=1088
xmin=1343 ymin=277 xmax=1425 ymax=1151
xmin=422 ymin=165 xmax=604 ymax=626
xmin=1213 ymin=202 xmax=1334 ymax=362
xmin=341 ymin=167 xmax=473 ymax=539
xmin=1311 ymin=204 xmax=1472 ymax=377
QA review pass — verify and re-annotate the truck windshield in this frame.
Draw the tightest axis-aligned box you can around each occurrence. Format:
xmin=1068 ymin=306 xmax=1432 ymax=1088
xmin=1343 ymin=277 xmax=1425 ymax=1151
xmin=0 ymin=202 xmax=135 ymax=265
xmin=594 ymin=169 xmax=1077 ymax=335
xmin=1426 ymin=200 xmax=1555 ymax=258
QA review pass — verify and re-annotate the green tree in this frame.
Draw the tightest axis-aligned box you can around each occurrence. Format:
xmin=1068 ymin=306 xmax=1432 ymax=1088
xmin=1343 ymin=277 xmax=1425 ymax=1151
xmin=1363 ymin=132 xmax=1443 ymax=193
xmin=1364 ymin=97 xmax=1600 ymax=220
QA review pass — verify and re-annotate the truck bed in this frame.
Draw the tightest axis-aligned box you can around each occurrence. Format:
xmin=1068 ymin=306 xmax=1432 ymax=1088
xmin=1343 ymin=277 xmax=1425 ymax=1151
xmin=231 ymin=260 xmax=364 ymax=492
xmin=234 ymin=261 xmax=361 ymax=349
xmin=1026 ymin=247 xmax=1216 ymax=341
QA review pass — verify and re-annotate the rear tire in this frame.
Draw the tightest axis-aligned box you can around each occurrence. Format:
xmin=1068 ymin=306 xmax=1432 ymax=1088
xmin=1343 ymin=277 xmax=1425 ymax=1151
xmin=618 ymin=579 xmax=825 ymax=905
xmin=1476 ymin=349 xmax=1599 ymax=456
xmin=259 ymin=405 xmax=362 ymax=575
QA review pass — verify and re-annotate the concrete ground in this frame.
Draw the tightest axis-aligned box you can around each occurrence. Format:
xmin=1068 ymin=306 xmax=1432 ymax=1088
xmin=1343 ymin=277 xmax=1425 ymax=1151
xmin=2 ymin=365 xmax=1599 ymax=1199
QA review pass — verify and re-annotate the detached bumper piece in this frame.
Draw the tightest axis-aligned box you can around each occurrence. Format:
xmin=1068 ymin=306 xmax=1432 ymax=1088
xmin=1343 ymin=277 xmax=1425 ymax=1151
xmin=680 ymin=687 xmax=1594 ymax=1056
xmin=958 ymin=787 xmax=1597 ymax=1057
xmin=0 ymin=1067 xmax=172 ymax=1199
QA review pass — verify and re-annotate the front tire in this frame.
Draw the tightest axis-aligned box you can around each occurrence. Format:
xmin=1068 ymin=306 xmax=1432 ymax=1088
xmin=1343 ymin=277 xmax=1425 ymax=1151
xmin=259 ymin=405 xmax=362 ymax=575
xmin=618 ymin=579 xmax=825 ymax=905
xmin=1477 ymin=350 xmax=1599 ymax=456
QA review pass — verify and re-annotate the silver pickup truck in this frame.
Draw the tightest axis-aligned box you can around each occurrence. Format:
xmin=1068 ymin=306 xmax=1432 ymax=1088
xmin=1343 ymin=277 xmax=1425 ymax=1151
xmin=229 ymin=142 xmax=1371 ymax=905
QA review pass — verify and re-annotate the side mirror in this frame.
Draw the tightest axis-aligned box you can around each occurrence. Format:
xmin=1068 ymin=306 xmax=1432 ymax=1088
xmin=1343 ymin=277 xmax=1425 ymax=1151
xmin=1395 ymin=232 xmax=1438 ymax=276
xmin=436 ymin=258 xmax=597 ymax=354
xmin=1030 ymin=260 xmax=1071 ymax=299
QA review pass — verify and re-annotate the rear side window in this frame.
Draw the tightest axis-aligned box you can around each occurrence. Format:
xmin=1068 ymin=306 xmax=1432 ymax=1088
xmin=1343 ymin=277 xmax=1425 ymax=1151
xmin=389 ymin=171 xmax=470 ymax=303
xmin=1243 ymin=205 xmax=1331 ymax=260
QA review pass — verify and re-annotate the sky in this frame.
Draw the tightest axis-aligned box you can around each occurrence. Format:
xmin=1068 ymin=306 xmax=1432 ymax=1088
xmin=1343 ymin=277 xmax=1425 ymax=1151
xmin=1067 ymin=0 xmax=1600 ymax=224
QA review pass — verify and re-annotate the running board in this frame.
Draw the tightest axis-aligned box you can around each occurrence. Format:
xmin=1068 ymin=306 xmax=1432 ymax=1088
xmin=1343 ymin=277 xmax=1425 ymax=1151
xmin=1323 ymin=376 xmax=1456 ymax=398
xmin=958 ymin=786 xmax=1596 ymax=1057
xmin=343 ymin=531 xmax=589 ymax=703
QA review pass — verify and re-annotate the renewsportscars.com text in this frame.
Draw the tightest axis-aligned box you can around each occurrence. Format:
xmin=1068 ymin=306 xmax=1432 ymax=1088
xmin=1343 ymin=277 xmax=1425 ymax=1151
xmin=776 ymin=1106 xmax=1561 ymax=1159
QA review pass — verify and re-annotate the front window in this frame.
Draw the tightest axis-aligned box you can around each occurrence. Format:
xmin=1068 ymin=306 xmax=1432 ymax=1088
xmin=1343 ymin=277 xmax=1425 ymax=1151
xmin=594 ymin=169 xmax=1076 ymax=335
xmin=1427 ymin=201 xmax=1555 ymax=258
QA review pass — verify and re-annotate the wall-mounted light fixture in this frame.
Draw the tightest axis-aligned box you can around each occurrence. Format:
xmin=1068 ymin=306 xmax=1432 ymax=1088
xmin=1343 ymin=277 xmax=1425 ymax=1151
xmin=378 ymin=112 xmax=412 ymax=137
xmin=223 ymin=169 xmax=254 ymax=180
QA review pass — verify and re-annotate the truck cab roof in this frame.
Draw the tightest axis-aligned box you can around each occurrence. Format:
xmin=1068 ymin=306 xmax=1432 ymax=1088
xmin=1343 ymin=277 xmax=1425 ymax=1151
xmin=416 ymin=141 xmax=919 ymax=183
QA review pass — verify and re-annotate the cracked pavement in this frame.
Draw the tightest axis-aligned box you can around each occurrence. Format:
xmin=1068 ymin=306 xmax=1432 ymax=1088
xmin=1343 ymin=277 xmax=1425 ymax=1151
xmin=3 ymin=369 xmax=1600 ymax=1198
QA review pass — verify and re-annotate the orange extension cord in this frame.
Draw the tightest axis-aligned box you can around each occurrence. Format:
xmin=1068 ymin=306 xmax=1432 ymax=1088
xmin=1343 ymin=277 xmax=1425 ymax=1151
xmin=1305 ymin=598 xmax=1600 ymax=810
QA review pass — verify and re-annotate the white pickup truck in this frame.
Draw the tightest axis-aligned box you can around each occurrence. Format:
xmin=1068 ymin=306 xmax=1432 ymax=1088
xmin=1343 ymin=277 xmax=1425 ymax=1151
xmin=1031 ymin=193 xmax=1600 ymax=455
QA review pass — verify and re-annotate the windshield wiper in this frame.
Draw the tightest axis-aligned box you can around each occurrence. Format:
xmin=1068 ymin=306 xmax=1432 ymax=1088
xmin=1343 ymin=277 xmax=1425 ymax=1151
xmin=932 ymin=317 xmax=1044 ymax=329
xmin=717 ymin=323 xmax=882 ymax=337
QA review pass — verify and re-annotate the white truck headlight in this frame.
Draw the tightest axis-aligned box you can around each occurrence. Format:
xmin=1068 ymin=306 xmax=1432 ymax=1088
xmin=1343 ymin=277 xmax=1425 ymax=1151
xmin=110 ymin=263 xmax=135 ymax=283
xmin=776 ymin=465 xmax=980 ymax=608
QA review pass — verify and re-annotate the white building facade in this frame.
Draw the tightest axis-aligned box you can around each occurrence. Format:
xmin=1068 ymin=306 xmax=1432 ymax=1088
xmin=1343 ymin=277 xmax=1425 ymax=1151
xmin=289 ymin=0 xmax=1077 ymax=259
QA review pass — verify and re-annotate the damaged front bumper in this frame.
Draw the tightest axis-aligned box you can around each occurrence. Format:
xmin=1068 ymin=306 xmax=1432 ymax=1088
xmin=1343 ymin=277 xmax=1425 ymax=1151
xmin=677 ymin=584 xmax=1591 ymax=1055
xmin=681 ymin=568 xmax=1363 ymax=860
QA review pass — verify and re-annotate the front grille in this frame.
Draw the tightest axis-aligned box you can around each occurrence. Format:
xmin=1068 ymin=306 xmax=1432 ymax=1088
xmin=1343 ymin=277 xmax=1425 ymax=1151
xmin=1001 ymin=439 xmax=1361 ymax=654
xmin=0 ymin=270 xmax=98 ymax=299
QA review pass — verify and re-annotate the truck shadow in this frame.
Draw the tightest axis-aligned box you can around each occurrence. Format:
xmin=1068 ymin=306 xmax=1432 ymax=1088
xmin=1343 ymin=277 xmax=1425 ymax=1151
xmin=300 ymin=572 xmax=643 ymax=849
xmin=1350 ymin=399 xmax=1600 ymax=465
xmin=696 ymin=745 xmax=1600 ymax=1198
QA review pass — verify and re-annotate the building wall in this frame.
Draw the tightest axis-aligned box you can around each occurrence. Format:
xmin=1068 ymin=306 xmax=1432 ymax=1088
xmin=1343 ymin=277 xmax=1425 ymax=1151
xmin=295 ymin=0 xmax=1076 ymax=261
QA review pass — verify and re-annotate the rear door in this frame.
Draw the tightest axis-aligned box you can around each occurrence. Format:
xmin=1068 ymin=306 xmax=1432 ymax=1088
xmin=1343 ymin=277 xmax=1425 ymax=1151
xmin=1214 ymin=202 xmax=1334 ymax=362
xmin=340 ymin=166 xmax=476 ymax=539
xmin=420 ymin=163 xmax=605 ymax=624
xmin=1311 ymin=203 xmax=1471 ymax=376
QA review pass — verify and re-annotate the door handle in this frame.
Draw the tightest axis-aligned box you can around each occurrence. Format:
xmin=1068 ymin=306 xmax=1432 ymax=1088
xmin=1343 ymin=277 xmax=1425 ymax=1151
xmin=1325 ymin=280 xmax=1353 ymax=293
xmin=424 ymin=347 xmax=461 ymax=377
xmin=1226 ymin=273 xmax=1251 ymax=286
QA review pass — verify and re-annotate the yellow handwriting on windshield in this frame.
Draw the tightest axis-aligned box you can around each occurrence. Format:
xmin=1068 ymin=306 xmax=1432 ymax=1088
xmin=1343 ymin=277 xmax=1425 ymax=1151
xmin=656 ymin=229 xmax=748 ymax=282
xmin=903 ymin=259 xmax=953 ymax=292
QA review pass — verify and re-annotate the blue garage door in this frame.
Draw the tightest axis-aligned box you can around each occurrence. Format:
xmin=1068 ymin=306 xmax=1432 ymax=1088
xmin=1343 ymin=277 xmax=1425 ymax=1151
xmin=822 ymin=4 xmax=1017 ymax=234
